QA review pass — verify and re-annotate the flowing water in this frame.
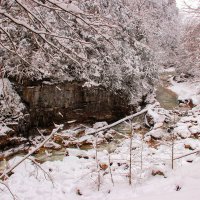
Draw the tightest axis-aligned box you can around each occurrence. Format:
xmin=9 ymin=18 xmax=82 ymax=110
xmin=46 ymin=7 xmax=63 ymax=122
xmin=156 ymin=85 xmax=178 ymax=110
xmin=0 ymin=70 xmax=179 ymax=171
xmin=156 ymin=70 xmax=178 ymax=110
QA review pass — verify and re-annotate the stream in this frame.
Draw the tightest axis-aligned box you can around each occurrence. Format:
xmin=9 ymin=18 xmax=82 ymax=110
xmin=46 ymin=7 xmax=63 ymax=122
xmin=156 ymin=86 xmax=178 ymax=110
xmin=156 ymin=69 xmax=178 ymax=110
xmin=0 ymin=70 xmax=179 ymax=172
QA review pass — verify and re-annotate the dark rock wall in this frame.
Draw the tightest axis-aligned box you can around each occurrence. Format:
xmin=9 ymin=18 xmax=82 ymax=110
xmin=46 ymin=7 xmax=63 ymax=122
xmin=21 ymin=81 xmax=136 ymax=127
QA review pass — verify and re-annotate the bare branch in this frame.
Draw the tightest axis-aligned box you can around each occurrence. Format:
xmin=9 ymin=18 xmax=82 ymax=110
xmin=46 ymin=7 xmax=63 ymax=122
xmin=173 ymin=150 xmax=200 ymax=161
xmin=0 ymin=26 xmax=16 ymax=51
xmin=0 ymin=42 xmax=31 ymax=66
xmin=15 ymin=0 xmax=49 ymax=31
xmin=0 ymin=181 xmax=17 ymax=200
xmin=45 ymin=0 xmax=123 ymax=59
xmin=27 ymin=158 xmax=54 ymax=187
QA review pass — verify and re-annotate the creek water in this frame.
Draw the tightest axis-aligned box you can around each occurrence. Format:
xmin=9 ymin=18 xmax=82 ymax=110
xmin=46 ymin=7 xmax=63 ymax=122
xmin=156 ymin=70 xmax=178 ymax=110
xmin=156 ymin=85 xmax=178 ymax=110
xmin=0 ymin=116 xmax=144 ymax=170
xmin=0 ymin=71 xmax=178 ymax=171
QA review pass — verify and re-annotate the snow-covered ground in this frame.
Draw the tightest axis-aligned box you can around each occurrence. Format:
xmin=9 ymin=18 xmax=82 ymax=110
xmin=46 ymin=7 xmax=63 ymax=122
xmin=169 ymin=79 xmax=200 ymax=105
xmin=1 ymin=76 xmax=200 ymax=200
xmin=1 ymin=107 xmax=200 ymax=200
xmin=1 ymin=133 xmax=200 ymax=200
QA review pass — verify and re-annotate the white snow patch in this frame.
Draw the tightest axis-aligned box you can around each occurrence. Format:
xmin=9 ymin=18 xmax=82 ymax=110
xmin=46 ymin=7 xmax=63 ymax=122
xmin=174 ymin=125 xmax=191 ymax=138
xmin=93 ymin=121 xmax=108 ymax=129
xmin=82 ymin=81 xmax=100 ymax=88
xmin=0 ymin=124 xmax=13 ymax=136
xmin=145 ymin=128 xmax=167 ymax=139
xmin=169 ymin=80 xmax=200 ymax=105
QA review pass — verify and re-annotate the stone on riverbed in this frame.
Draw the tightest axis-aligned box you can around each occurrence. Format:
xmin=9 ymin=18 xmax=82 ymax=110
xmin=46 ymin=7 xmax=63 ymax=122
xmin=67 ymin=148 xmax=89 ymax=159
xmin=189 ymin=125 xmax=200 ymax=136
xmin=93 ymin=121 xmax=108 ymax=129
xmin=44 ymin=141 xmax=62 ymax=150
xmin=145 ymin=128 xmax=167 ymax=140
xmin=153 ymin=122 xmax=164 ymax=129
xmin=174 ymin=125 xmax=191 ymax=138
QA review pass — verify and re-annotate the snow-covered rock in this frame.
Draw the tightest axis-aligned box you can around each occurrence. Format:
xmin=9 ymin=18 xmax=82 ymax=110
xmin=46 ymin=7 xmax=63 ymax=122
xmin=93 ymin=121 xmax=108 ymax=129
xmin=77 ymin=135 xmax=95 ymax=144
xmin=85 ymin=128 xmax=96 ymax=135
xmin=189 ymin=125 xmax=200 ymax=135
xmin=0 ymin=79 xmax=25 ymax=119
xmin=147 ymin=109 xmax=166 ymax=124
xmin=0 ymin=124 xmax=13 ymax=136
xmin=145 ymin=128 xmax=167 ymax=139
xmin=67 ymin=148 xmax=89 ymax=158
xmin=44 ymin=141 xmax=62 ymax=150
xmin=174 ymin=125 xmax=191 ymax=138
xmin=153 ymin=122 xmax=164 ymax=129
xmin=170 ymin=80 xmax=200 ymax=106
xmin=184 ymin=138 xmax=200 ymax=150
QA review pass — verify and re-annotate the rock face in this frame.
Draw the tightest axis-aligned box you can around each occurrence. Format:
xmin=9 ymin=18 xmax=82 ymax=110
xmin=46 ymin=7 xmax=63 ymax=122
xmin=20 ymin=81 xmax=138 ymax=127
xmin=0 ymin=124 xmax=27 ymax=151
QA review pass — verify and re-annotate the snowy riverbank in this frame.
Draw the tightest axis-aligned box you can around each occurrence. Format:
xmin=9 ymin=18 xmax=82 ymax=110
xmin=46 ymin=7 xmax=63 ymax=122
xmin=169 ymin=78 xmax=200 ymax=106
xmin=1 ymin=77 xmax=200 ymax=200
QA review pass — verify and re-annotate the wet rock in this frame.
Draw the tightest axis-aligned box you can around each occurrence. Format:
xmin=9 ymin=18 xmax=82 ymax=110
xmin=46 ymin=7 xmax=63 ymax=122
xmin=99 ymin=163 xmax=108 ymax=170
xmin=93 ymin=121 xmax=108 ymax=129
xmin=44 ymin=142 xmax=62 ymax=150
xmin=153 ymin=122 xmax=164 ymax=129
xmin=0 ymin=124 xmax=27 ymax=150
xmin=184 ymin=139 xmax=199 ymax=150
xmin=76 ymin=189 xmax=82 ymax=196
xmin=152 ymin=170 xmax=165 ymax=177
xmin=184 ymin=144 xmax=195 ymax=150
xmin=20 ymin=81 xmax=138 ymax=127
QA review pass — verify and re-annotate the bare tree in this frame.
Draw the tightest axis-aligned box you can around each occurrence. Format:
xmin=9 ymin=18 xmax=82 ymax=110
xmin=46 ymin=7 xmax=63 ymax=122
xmin=177 ymin=1 xmax=200 ymax=76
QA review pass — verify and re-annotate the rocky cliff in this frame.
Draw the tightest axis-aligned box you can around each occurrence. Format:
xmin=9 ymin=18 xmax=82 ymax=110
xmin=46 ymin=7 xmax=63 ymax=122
xmin=20 ymin=81 xmax=144 ymax=127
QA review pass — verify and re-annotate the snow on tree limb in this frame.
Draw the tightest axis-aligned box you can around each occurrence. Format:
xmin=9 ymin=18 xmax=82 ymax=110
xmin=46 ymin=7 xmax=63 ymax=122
xmin=0 ymin=0 xmax=178 ymax=100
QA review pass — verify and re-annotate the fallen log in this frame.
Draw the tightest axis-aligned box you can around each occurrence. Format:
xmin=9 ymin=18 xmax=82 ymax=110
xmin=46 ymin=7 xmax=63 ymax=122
xmin=0 ymin=125 xmax=63 ymax=180
xmin=88 ymin=104 xmax=155 ymax=135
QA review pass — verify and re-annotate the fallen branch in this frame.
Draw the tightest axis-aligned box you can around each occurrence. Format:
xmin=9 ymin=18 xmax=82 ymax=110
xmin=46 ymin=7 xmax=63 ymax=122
xmin=173 ymin=150 xmax=200 ymax=161
xmin=88 ymin=105 xmax=154 ymax=135
xmin=0 ymin=125 xmax=63 ymax=180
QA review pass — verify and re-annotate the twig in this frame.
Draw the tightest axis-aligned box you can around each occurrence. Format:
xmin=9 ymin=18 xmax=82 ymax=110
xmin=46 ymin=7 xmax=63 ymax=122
xmin=173 ymin=150 xmax=200 ymax=161
xmin=0 ymin=181 xmax=17 ymax=200
xmin=27 ymin=158 xmax=54 ymax=187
